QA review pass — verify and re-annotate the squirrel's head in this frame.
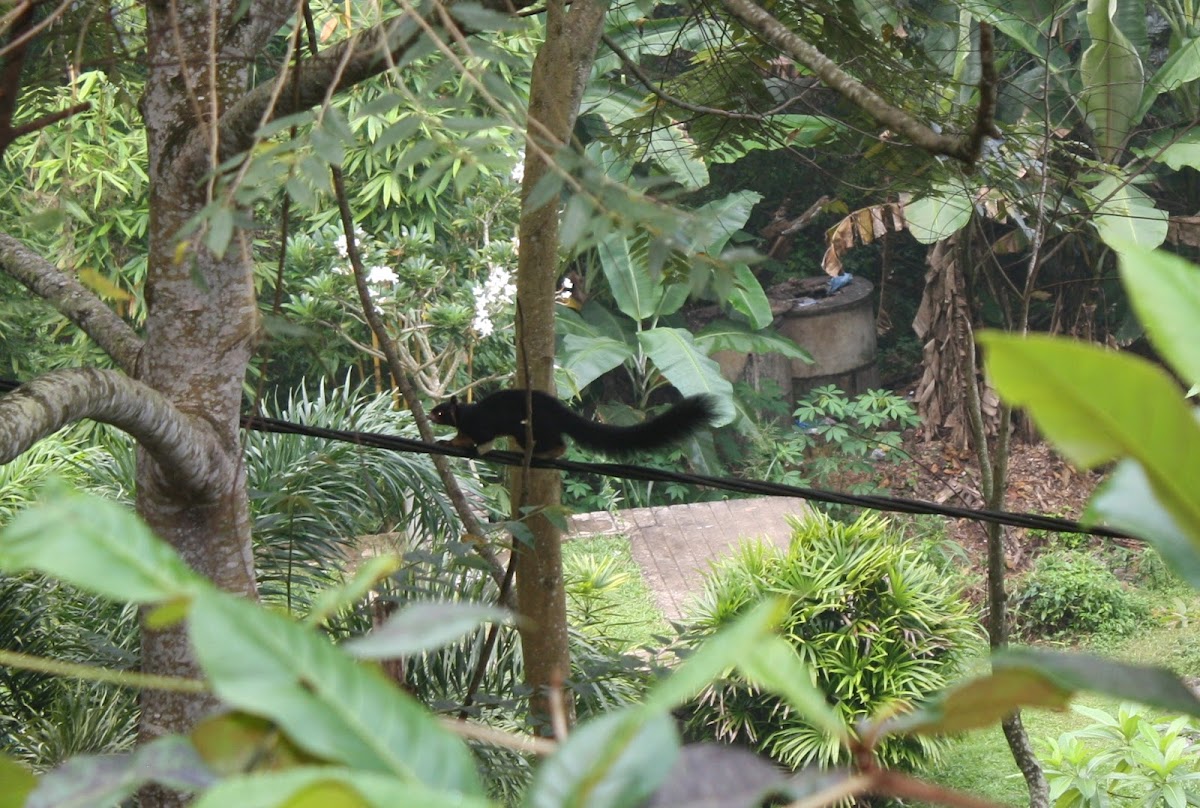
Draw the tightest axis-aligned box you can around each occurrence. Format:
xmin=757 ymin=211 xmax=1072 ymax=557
xmin=429 ymin=395 xmax=459 ymax=426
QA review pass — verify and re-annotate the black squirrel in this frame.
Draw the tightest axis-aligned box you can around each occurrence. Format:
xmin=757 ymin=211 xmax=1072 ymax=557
xmin=429 ymin=389 xmax=718 ymax=458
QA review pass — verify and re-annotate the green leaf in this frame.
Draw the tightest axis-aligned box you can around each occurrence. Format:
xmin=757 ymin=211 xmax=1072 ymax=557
xmin=996 ymin=648 xmax=1200 ymax=718
xmin=205 ymin=206 xmax=235 ymax=259
xmin=643 ymin=598 xmax=788 ymax=713
xmin=1118 ymin=248 xmax=1200 ymax=386
xmin=193 ymin=768 xmax=493 ymax=808
xmin=1137 ymin=38 xmax=1200 ymax=124
xmin=598 ymin=233 xmax=661 ymax=321
xmin=1087 ymin=175 xmax=1167 ymax=251
xmin=27 ymin=736 xmax=216 ymax=807
xmin=645 ymin=123 xmax=709 ymax=190
xmin=305 ymin=555 xmax=402 ymax=628
xmin=191 ymin=712 xmax=317 ymax=776
xmin=979 ymin=332 xmax=1200 ymax=543
xmin=695 ymin=319 xmax=813 ymax=363
xmin=1086 ymin=460 xmax=1200 ymax=588
xmin=637 ymin=328 xmax=735 ymax=425
xmin=1080 ymin=0 xmax=1145 ymax=160
xmin=0 ymin=755 xmax=35 ymax=808
xmin=343 ymin=601 xmax=510 ymax=659
xmin=904 ymin=183 xmax=972 ymax=243
xmin=739 ymin=634 xmax=846 ymax=741
xmin=0 ymin=487 xmax=203 ymax=603
xmin=726 ymin=264 xmax=773 ymax=329
xmin=189 ymin=591 xmax=483 ymax=794
xmin=887 ymin=665 xmax=1075 ymax=736
xmin=448 ymin=2 xmax=524 ymax=31
xmin=311 ymin=126 xmax=346 ymax=169
xmin=1137 ymin=127 xmax=1200 ymax=172
xmin=558 ymin=334 xmax=634 ymax=393
xmin=525 ymin=711 xmax=678 ymax=808
xmin=685 ymin=191 xmax=761 ymax=255
xmin=559 ymin=194 xmax=594 ymax=251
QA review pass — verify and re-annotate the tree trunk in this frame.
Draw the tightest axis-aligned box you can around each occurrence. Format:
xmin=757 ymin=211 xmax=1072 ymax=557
xmin=955 ymin=233 xmax=1049 ymax=808
xmin=512 ymin=0 xmax=607 ymax=734
xmin=136 ymin=6 xmax=261 ymax=799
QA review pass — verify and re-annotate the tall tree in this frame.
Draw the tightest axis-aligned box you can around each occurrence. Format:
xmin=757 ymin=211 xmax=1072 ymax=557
xmin=0 ymin=2 xmax=525 ymax=804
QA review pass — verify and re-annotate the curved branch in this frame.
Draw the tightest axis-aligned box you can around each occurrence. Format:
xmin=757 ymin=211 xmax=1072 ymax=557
xmin=0 ymin=368 xmax=232 ymax=498
xmin=0 ymin=233 xmax=143 ymax=374
xmin=718 ymin=0 xmax=985 ymax=164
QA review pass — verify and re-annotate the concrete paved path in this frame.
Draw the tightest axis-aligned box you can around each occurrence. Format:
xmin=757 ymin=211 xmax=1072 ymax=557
xmin=568 ymin=497 xmax=812 ymax=621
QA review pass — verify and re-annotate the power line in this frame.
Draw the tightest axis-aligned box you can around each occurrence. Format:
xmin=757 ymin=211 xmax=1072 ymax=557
xmin=0 ymin=376 xmax=1131 ymax=539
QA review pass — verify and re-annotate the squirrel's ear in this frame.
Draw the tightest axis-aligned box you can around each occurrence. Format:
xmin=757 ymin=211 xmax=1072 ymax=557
xmin=449 ymin=395 xmax=458 ymax=406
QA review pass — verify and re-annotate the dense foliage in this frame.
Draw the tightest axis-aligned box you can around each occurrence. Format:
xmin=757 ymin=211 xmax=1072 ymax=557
xmin=1012 ymin=551 xmax=1149 ymax=640
xmin=678 ymin=512 xmax=980 ymax=770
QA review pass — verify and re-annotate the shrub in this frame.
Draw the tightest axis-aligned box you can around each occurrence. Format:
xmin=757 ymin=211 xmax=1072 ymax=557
xmin=742 ymin=385 xmax=920 ymax=501
xmin=677 ymin=511 xmax=980 ymax=771
xmin=1039 ymin=704 xmax=1200 ymax=806
xmin=1012 ymin=551 xmax=1148 ymax=639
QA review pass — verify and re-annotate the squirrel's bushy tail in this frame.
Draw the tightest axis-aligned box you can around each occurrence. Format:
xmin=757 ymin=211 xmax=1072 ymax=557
xmin=561 ymin=395 xmax=718 ymax=454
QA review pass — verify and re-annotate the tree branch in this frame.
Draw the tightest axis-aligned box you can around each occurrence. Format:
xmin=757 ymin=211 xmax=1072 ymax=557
xmin=717 ymin=0 xmax=993 ymax=165
xmin=0 ymin=368 xmax=233 ymax=498
xmin=601 ymin=32 xmax=798 ymax=121
xmin=0 ymin=232 xmax=143 ymax=374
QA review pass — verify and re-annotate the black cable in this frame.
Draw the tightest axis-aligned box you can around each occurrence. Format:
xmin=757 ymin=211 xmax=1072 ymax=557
xmin=0 ymin=376 xmax=1132 ymax=539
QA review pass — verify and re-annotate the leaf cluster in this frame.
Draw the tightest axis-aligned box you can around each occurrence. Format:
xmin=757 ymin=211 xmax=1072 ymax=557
xmin=1039 ymin=703 xmax=1200 ymax=807
xmin=678 ymin=511 xmax=980 ymax=771
xmin=1011 ymin=550 xmax=1149 ymax=640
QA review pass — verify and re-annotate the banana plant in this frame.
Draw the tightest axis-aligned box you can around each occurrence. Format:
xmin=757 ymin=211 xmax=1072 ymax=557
xmin=555 ymin=189 xmax=811 ymax=430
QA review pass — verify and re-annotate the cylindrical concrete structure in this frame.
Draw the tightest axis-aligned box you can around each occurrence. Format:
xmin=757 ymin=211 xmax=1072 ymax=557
xmin=776 ymin=276 xmax=879 ymax=400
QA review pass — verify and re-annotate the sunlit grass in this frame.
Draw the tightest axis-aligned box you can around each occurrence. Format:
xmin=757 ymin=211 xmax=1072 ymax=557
xmin=561 ymin=534 xmax=670 ymax=649
xmin=917 ymin=605 xmax=1200 ymax=806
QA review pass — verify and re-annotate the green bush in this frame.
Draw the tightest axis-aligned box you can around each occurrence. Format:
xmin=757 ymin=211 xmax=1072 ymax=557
xmin=677 ymin=512 xmax=980 ymax=771
xmin=1012 ymin=551 xmax=1148 ymax=639
xmin=742 ymin=385 xmax=920 ymax=499
xmin=1039 ymin=704 xmax=1200 ymax=806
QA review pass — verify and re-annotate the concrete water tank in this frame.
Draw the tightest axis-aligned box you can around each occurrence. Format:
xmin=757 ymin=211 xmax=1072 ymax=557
xmin=776 ymin=275 xmax=879 ymax=399
xmin=705 ymin=275 xmax=880 ymax=415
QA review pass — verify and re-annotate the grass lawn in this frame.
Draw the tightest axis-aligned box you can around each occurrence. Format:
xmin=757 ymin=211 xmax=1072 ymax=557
xmin=917 ymin=613 xmax=1200 ymax=806
xmin=561 ymin=533 xmax=670 ymax=649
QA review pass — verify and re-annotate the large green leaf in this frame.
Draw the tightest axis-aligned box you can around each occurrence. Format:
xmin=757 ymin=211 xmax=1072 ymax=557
xmin=890 ymin=648 xmax=1200 ymax=736
xmin=598 ymin=233 xmax=661 ymax=322
xmin=343 ymin=601 xmax=510 ymax=660
xmin=525 ymin=711 xmax=679 ymax=808
xmin=645 ymin=123 xmax=709 ymax=190
xmin=740 ymin=634 xmax=846 ymax=741
xmin=961 ymin=0 xmax=1074 ymax=77
xmin=1119 ymin=247 xmax=1200 ymax=388
xmin=726 ymin=264 xmax=773 ymax=330
xmin=1137 ymin=127 xmax=1200 ymax=171
xmin=192 ymin=768 xmax=492 ymax=808
xmin=683 ymin=191 xmax=761 ymax=255
xmin=1087 ymin=460 xmax=1200 ymax=587
xmin=637 ymin=328 xmax=735 ymax=425
xmin=26 ymin=736 xmax=215 ymax=808
xmin=189 ymin=591 xmax=483 ymax=795
xmin=559 ymin=334 xmax=634 ymax=393
xmin=695 ymin=319 xmax=813 ymax=363
xmin=994 ymin=648 xmax=1200 ymax=718
xmin=979 ymin=332 xmax=1200 ymax=546
xmin=1087 ymin=175 xmax=1167 ymax=251
xmin=0 ymin=755 xmax=36 ymax=808
xmin=1080 ymin=0 xmax=1145 ymax=161
xmin=1136 ymin=37 xmax=1200 ymax=123
xmin=0 ymin=487 xmax=202 ymax=603
xmin=904 ymin=183 xmax=972 ymax=244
